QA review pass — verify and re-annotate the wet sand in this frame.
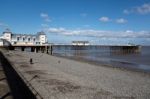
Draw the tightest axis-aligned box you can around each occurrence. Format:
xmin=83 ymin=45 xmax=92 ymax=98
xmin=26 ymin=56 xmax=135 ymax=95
xmin=53 ymin=54 xmax=150 ymax=73
xmin=2 ymin=50 xmax=150 ymax=99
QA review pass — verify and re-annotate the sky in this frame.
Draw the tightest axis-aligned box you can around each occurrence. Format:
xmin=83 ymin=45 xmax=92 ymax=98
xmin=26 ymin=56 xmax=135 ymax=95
xmin=0 ymin=0 xmax=150 ymax=45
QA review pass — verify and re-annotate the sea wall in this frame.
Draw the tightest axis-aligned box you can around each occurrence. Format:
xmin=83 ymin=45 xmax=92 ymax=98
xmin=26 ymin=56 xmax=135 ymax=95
xmin=0 ymin=50 xmax=37 ymax=99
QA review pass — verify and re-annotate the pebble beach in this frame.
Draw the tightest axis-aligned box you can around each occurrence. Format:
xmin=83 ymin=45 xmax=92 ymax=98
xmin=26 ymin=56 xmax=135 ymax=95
xmin=2 ymin=50 xmax=150 ymax=99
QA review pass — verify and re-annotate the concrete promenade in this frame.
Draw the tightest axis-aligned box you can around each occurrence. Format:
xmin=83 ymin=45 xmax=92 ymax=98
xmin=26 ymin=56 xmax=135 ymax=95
xmin=0 ymin=59 xmax=12 ymax=99
xmin=1 ymin=50 xmax=150 ymax=99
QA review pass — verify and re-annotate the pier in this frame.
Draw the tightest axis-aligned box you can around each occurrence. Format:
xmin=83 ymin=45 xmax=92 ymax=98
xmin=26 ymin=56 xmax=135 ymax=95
xmin=52 ymin=45 xmax=141 ymax=53
xmin=110 ymin=45 xmax=141 ymax=53
xmin=0 ymin=37 xmax=141 ymax=54
xmin=1 ymin=44 xmax=141 ymax=55
xmin=8 ymin=45 xmax=50 ymax=54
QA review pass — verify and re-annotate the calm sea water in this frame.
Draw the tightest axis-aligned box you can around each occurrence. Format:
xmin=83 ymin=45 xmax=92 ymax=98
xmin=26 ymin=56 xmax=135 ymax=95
xmin=52 ymin=45 xmax=150 ymax=72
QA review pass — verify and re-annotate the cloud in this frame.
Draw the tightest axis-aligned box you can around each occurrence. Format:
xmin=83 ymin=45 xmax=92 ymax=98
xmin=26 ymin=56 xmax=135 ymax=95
xmin=99 ymin=17 xmax=127 ymax=24
xmin=80 ymin=13 xmax=88 ymax=17
xmin=0 ymin=22 xmax=9 ymax=28
xmin=124 ymin=3 xmax=150 ymax=14
xmin=40 ymin=13 xmax=51 ymax=22
xmin=45 ymin=27 xmax=66 ymax=33
xmin=99 ymin=17 xmax=110 ymax=22
xmin=123 ymin=9 xmax=130 ymax=14
xmin=116 ymin=18 xmax=127 ymax=24
xmin=83 ymin=25 xmax=90 ymax=27
xmin=40 ymin=13 xmax=48 ymax=17
xmin=43 ymin=27 xmax=150 ymax=38
xmin=41 ymin=24 xmax=49 ymax=28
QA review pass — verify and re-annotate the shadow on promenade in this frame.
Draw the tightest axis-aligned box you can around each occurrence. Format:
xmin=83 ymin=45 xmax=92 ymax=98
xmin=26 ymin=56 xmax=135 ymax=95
xmin=0 ymin=51 xmax=37 ymax=99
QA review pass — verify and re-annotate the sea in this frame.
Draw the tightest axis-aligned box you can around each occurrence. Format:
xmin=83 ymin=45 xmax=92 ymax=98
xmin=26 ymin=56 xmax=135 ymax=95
xmin=51 ymin=45 xmax=150 ymax=72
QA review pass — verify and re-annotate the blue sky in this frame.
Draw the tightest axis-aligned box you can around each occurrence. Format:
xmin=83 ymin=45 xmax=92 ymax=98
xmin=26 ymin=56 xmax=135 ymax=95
xmin=0 ymin=0 xmax=150 ymax=45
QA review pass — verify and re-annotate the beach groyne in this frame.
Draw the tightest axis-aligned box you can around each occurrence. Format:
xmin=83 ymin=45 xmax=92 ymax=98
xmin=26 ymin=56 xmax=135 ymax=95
xmin=0 ymin=50 xmax=37 ymax=99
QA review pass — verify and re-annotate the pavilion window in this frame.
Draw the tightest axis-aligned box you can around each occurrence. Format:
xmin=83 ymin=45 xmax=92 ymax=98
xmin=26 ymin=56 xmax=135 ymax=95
xmin=28 ymin=38 xmax=30 ymax=42
xmin=23 ymin=37 xmax=25 ymax=41
xmin=17 ymin=37 xmax=19 ymax=41
xmin=33 ymin=38 xmax=36 ymax=42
